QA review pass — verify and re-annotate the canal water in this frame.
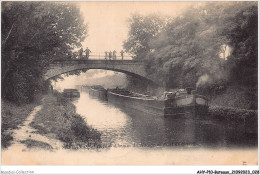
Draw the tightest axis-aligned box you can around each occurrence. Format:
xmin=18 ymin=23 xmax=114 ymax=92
xmin=73 ymin=92 xmax=257 ymax=149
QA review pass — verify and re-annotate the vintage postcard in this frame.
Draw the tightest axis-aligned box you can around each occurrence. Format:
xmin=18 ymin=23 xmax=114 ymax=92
xmin=1 ymin=1 xmax=258 ymax=174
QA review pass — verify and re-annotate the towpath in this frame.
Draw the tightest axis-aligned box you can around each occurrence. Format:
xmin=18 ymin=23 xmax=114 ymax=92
xmin=6 ymin=98 xmax=63 ymax=151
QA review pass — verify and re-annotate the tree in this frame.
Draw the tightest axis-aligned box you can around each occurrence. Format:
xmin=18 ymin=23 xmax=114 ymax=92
xmin=123 ymin=13 xmax=167 ymax=92
xmin=123 ymin=13 xmax=166 ymax=60
xmin=122 ymin=2 xmax=257 ymax=108
xmin=221 ymin=3 xmax=257 ymax=87
xmin=146 ymin=4 xmax=229 ymax=88
xmin=126 ymin=2 xmax=257 ymax=91
xmin=2 ymin=2 xmax=87 ymax=104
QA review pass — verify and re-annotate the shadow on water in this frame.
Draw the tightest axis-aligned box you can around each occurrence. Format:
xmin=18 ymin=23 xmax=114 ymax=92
xmin=75 ymin=92 xmax=257 ymax=149
xmin=122 ymin=107 xmax=257 ymax=149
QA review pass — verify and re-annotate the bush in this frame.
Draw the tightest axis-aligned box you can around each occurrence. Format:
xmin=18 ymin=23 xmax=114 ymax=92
xmin=209 ymin=106 xmax=257 ymax=121
xmin=1 ymin=132 xmax=13 ymax=148
xmin=54 ymin=91 xmax=69 ymax=106
xmin=57 ymin=114 xmax=101 ymax=148
xmin=209 ymin=106 xmax=258 ymax=134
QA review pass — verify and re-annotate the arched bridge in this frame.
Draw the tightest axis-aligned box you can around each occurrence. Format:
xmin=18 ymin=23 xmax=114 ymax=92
xmin=44 ymin=59 xmax=153 ymax=82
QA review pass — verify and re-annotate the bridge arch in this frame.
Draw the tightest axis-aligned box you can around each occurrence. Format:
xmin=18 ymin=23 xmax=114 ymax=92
xmin=44 ymin=60 xmax=155 ymax=84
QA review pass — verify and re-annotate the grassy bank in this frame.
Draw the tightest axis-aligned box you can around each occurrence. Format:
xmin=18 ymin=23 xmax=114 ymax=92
xmin=209 ymin=85 xmax=257 ymax=110
xmin=209 ymin=106 xmax=257 ymax=121
xmin=30 ymin=93 xmax=101 ymax=149
xmin=1 ymin=100 xmax=39 ymax=148
xmin=207 ymin=85 xmax=257 ymax=133
xmin=20 ymin=139 xmax=53 ymax=150
xmin=208 ymin=106 xmax=258 ymax=134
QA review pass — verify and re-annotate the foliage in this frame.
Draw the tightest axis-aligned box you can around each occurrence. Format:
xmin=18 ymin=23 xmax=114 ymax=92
xmin=20 ymin=139 xmax=53 ymax=150
xmin=208 ymin=105 xmax=258 ymax=134
xmin=57 ymin=114 xmax=102 ymax=148
xmin=221 ymin=3 xmax=258 ymax=87
xmin=123 ymin=13 xmax=166 ymax=60
xmin=208 ymin=85 xmax=257 ymax=110
xmin=124 ymin=2 xmax=257 ymax=99
xmin=123 ymin=14 xmax=167 ymax=91
xmin=2 ymin=2 xmax=87 ymax=104
xmin=209 ymin=105 xmax=257 ymax=122
xmin=146 ymin=3 xmax=233 ymax=88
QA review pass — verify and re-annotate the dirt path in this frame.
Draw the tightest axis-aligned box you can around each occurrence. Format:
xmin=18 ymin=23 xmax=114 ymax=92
xmin=7 ymin=102 xmax=63 ymax=151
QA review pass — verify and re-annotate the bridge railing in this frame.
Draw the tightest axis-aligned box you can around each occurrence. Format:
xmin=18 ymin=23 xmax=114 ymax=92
xmin=49 ymin=59 xmax=143 ymax=67
xmin=76 ymin=52 xmax=134 ymax=60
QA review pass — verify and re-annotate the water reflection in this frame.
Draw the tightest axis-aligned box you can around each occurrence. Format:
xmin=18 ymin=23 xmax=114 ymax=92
xmin=74 ymin=92 xmax=257 ymax=149
xmin=74 ymin=93 xmax=136 ymax=147
xmin=75 ymin=93 xmax=128 ymax=129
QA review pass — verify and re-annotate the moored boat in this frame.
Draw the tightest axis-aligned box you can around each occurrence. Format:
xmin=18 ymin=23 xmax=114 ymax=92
xmin=107 ymin=88 xmax=208 ymax=117
xmin=89 ymin=85 xmax=107 ymax=101
xmin=63 ymin=89 xmax=80 ymax=98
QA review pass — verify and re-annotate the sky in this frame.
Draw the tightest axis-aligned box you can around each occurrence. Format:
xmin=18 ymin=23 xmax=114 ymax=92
xmin=77 ymin=1 xmax=199 ymax=54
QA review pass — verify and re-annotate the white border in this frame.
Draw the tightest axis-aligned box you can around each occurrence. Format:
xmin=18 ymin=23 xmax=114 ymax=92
xmin=0 ymin=0 xmax=259 ymax=174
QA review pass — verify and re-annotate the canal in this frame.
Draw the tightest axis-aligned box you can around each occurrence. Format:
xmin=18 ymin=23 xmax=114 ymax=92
xmin=73 ymin=92 xmax=257 ymax=149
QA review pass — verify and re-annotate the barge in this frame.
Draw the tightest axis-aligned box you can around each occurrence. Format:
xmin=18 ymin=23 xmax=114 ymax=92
xmin=107 ymin=88 xmax=208 ymax=117
xmin=89 ymin=85 xmax=107 ymax=101
xmin=63 ymin=89 xmax=80 ymax=98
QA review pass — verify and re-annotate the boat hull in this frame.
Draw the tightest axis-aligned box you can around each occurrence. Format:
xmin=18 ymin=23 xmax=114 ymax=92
xmin=63 ymin=89 xmax=80 ymax=98
xmin=107 ymin=91 xmax=165 ymax=116
xmin=107 ymin=91 xmax=208 ymax=117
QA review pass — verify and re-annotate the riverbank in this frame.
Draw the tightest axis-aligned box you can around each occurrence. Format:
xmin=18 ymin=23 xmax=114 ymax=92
xmin=209 ymin=85 xmax=257 ymax=110
xmin=30 ymin=94 xmax=102 ymax=149
xmin=208 ymin=106 xmax=257 ymax=134
xmin=1 ymin=100 xmax=39 ymax=148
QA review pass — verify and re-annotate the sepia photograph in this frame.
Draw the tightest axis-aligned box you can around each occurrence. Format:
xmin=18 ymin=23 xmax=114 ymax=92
xmin=1 ymin=0 xmax=258 ymax=173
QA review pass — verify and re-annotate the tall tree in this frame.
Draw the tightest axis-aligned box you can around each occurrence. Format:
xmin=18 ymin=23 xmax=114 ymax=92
xmin=123 ymin=13 xmax=166 ymax=60
xmin=146 ymin=4 xmax=228 ymax=88
xmin=125 ymin=2 xmax=257 ymax=91
xmin=2 ymin=2 xmax=87 ymax=103
xmin=221 ymin=3 xmax=258 ymax=87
